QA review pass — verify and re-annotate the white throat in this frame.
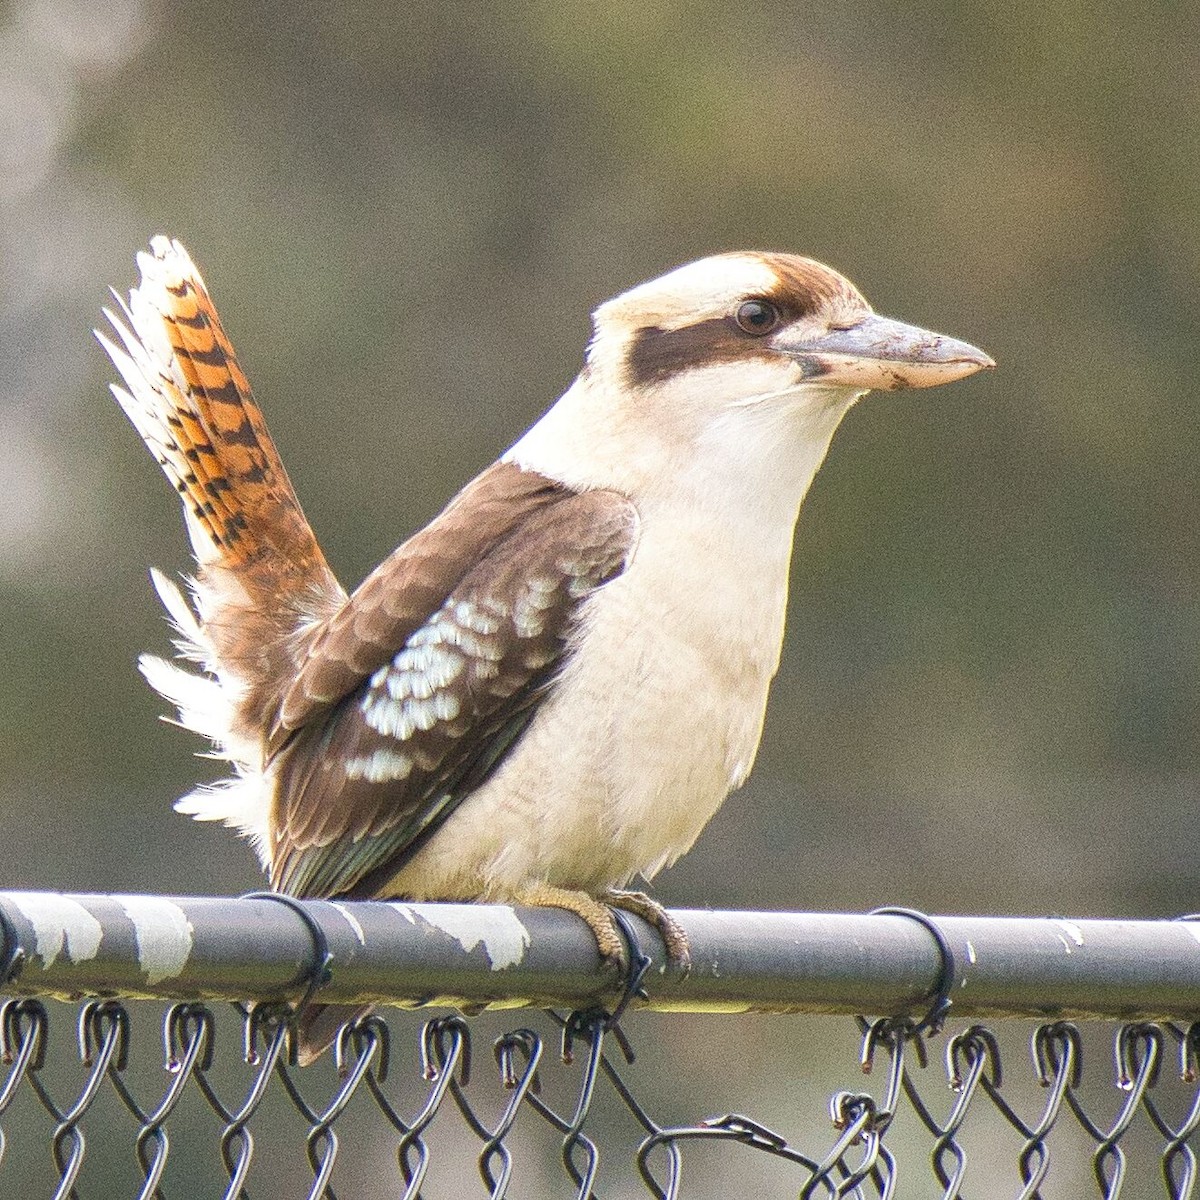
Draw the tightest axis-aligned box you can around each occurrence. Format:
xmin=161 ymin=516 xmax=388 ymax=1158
xmin=506 ymin=361 xmax=865 ymax=539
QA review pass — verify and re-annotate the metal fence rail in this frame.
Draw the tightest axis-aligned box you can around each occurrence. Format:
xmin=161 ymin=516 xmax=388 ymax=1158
xmin=1 ymin=892 xmax=1199 ymax=1198
xmin=4 ymin=892 xmax=1200 ymax=1018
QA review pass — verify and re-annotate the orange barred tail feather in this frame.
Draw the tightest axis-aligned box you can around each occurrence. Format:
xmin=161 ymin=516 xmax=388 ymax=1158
xmin=98 ymin=238 xmax=347 ymax=852
xmin=99 ymin=236 xmax=336 ymax=589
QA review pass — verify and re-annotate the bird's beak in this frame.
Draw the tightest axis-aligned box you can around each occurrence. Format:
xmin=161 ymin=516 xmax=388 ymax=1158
xmin=775 ymin=313 xmax=995 ymax=391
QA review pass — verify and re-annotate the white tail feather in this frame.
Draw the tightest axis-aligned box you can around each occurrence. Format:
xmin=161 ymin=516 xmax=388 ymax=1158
xmin=172 ymin=777 xmax=272 ymax=867
xmin=148 ymin=568 xmax=208 ymax=662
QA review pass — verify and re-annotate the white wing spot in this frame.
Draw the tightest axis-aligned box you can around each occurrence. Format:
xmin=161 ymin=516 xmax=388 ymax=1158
xmin=512 ymin=579 xmax=560 ymax=638
xmin=453 ymin=599 xmax=502 ymax=635
xmin=361 ymin=694 xmax=417 ymax=740
xmin=344 ymin=748 xmax=414 ymax=782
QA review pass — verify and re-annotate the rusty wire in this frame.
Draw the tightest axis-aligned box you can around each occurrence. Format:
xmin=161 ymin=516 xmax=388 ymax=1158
xmin=3 ymin=999 xmax=1200 ymax=1198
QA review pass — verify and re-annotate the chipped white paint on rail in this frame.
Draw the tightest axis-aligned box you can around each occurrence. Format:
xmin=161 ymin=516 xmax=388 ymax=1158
xmin=393 ymin=903 xmax=530 ymax=970
xmin=1054 ymin=920 xmax=1086 ymax=954
xmin=114 ymin=895 xmax=193 ymax=985
xmin=7 ymin=893 xmax=103 ymax=968
xmin=1056 ymin=920 xmax=1085 ymax=946
xmin=959 ymin=940 xmax=977 ymax=990
xmin=330 ymin=903 xmax=367 ymax=946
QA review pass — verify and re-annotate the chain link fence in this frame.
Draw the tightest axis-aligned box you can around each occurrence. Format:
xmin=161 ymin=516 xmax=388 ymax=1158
xmin=2 ymin=892 xmax=1200 ymax=1198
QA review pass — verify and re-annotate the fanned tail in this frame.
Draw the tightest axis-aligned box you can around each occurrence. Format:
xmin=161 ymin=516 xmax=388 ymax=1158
xmin=98 ymin=237 xmax=346 ymax=855
xmin=99 ymin=236 xmax=335 ymax=583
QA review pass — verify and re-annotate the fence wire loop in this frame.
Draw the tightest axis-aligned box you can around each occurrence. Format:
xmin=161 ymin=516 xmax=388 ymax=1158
xmin=603 ymin=906 xmax=656 ymax=1033
xmin=422 ymin=1014 xmax=472 ymax=1086
xmin=335 ymin=1011 xmax=389 ymax=1081
xmin=1115 ymin=1022 xmax=1163 ymax=1092
xmin=239 ymin=891 xmax=335 ymax=1019
xmin=814 ymin=1092 xmax=888 ymax=1197
xmin=1177 ymin=1021 xmax=1200 ymax=1084
xmin=163 ymin=1002 xmax=215 ymax=1073
xmin=947 ymin=1023 xmax=1003 ymax=1091
xmin=867 ymin=906 xmax=957 ymax=1038
xmin=860 ymin=1011 xmax=933 ymax=1074
xmin=1 ymin=999 xmax=46 ymax=1070
xmin=79 ymin=999 xmax=131 ymax=1070
xmin=236 ymin=999 xmax=300 ymax=1071
xmin=495 ymin=1026 xmax=542 ymax=1094
xmin=562 ymin=1001 xmax=638 ymax=1069
xmin=1034 ymin=1021 xmax=1083 ymax=1091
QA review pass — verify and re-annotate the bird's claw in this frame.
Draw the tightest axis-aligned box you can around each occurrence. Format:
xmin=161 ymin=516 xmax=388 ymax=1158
xmin=604 ymin=889 xmax=692 ymax=974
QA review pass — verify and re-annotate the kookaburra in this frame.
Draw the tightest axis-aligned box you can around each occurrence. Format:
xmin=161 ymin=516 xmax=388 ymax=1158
xmin=100 ymin=238 xmax=992 ymax=1057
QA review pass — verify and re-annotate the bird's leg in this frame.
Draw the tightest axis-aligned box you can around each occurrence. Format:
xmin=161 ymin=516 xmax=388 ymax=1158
xmin=512 ymin=883 xmax=627 ymax=968
xmin=603 ymin=889 xmax=691 ymax=971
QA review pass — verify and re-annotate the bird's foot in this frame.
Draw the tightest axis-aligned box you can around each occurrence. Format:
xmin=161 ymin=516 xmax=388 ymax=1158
xmin=513 ymin=886 xmax=677 ymax=1039
xmin=603 ymin=889 xmax=692 ymax=973
xmin=512 ymin=883 xmax=628 ymax=969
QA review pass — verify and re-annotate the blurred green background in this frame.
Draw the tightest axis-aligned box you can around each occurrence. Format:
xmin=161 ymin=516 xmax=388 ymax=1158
xmin=2 ymin=0 xmax=1199 ymax=921
xmin=3 ymin=1 xmax=1200 ymax=1194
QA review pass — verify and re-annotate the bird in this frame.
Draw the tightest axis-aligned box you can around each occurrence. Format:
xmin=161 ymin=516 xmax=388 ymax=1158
xmin=99 ymin=236 xmax=992 ymax=1059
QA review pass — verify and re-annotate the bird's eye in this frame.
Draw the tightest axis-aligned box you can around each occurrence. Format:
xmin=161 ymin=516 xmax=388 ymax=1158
xmin=734 ymin=299 xmax=780 ymax=336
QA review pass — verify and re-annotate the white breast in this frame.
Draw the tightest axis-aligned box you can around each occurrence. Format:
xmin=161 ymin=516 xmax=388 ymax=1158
xmin=389 ymin=497 xmax=796 ymax=900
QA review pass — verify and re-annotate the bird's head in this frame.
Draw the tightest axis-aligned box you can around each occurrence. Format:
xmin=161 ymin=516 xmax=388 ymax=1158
xmin=509 ymin=251 xmax=993 ymax=508
xmin=590 ymin=250 xmax=993 ymax=399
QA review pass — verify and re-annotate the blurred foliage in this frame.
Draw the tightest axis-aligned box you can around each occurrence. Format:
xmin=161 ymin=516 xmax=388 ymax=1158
xmin=1 ymin=0 xmax=1198 ymax=924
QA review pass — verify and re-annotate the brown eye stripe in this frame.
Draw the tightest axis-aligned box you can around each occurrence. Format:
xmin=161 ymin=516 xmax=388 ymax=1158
xmin=624 ymin=317 xmax=781 ymax=388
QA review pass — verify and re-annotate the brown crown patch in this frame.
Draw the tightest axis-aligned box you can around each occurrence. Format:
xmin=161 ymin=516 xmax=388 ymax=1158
xmin=753 ymin=252 xmax=866 ymax=316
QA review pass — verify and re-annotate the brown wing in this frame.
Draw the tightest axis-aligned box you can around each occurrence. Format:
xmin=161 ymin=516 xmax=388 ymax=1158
xmin=268 ymin=486 xmax=638 ymax=899
xmin=271 ymin=459 xmax=583 ymax=745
